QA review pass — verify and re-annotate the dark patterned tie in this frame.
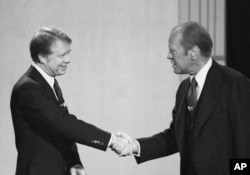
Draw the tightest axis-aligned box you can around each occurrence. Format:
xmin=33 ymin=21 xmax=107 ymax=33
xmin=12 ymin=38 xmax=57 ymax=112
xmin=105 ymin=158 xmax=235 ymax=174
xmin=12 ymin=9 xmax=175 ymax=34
xmin=186 ymin=77 xmax=198 ymax=111
xmin=53 ymin=78 xmax=64 ymax=105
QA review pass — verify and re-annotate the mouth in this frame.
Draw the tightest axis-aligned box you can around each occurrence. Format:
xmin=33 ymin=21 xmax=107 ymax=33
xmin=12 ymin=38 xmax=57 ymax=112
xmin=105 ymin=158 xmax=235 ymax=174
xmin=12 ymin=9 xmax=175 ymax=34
xmin=170 ymin=60 xmax=176 ymax=68
xmin=61 ymin=66 xmax=67 ymax=70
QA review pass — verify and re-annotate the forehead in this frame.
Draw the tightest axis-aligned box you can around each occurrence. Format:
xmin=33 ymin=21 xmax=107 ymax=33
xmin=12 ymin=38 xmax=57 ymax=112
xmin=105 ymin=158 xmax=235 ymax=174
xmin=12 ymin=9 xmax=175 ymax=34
xmin=169 ymin=32 xmax=184 ymax=51
xmin=50 ymin=40 xmax=71 ymax=53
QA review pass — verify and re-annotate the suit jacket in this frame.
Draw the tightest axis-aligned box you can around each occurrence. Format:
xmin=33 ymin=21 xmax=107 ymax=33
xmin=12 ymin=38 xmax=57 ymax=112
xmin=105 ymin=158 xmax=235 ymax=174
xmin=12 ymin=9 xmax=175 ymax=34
xmin=10 ymin=66 xmax=111 ymax=175
xmin=135 ymin=60 xmax=250 ymax=175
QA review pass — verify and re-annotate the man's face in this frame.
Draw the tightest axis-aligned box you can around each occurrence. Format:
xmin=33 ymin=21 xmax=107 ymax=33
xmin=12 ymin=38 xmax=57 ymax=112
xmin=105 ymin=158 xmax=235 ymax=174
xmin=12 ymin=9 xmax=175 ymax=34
xmin=167 ymin=33 xmax=192 ymax=74
xmin=44 ymin=40 xmax=71 ymax=77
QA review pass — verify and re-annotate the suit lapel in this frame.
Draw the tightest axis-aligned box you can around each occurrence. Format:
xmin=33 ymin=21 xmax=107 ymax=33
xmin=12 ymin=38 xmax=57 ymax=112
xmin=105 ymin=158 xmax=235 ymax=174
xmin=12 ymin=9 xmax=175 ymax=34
xmin=27 ymin=66 xmax=58 ymax=104
xmin=175 ymin=78 xmax=190 ymax=151
xmin=194 ymin=61 xmax=223 ymax=138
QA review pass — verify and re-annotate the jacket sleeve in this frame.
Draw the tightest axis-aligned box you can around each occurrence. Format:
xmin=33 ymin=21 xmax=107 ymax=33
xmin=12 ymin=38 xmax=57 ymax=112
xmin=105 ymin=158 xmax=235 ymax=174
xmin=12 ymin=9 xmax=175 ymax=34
xmin=15 ymin=81 xmax=111 ymax=151
xmin=135 ymin=122 xmax=178 ymax=164
xmin=134 ymin=81 xmax=188 ymax=164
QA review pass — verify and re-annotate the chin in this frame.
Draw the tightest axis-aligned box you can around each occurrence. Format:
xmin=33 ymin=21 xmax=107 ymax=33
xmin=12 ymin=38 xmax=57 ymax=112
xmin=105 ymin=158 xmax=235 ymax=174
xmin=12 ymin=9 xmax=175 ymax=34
xmin=173 ymin=69 xmax=180 ymax=74
xmin=58 ymin=71 xmax=66 ymax=76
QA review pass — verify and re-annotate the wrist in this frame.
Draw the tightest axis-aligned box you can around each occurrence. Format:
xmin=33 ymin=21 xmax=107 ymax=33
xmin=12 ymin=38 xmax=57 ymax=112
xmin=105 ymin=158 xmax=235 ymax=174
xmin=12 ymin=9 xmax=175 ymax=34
xmin=132 ymin=139 xmax=140 ymax=156
xmin=108 ymin=134 xmax=115 ymax=147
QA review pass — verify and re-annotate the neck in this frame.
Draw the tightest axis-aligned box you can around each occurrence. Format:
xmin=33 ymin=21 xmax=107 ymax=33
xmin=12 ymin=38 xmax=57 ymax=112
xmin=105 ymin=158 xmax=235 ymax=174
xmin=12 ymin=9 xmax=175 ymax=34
xmin=35 ymin=62 xmax=55 ymax=77
xmin=190 ymin=57 xmax=210 ymax=76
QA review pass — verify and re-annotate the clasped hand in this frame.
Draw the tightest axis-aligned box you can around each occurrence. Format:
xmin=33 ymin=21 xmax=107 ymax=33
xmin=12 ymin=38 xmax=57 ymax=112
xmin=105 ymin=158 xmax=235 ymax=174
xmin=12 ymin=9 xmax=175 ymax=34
xmin=110 ymin=132 xmax=139 ymax=156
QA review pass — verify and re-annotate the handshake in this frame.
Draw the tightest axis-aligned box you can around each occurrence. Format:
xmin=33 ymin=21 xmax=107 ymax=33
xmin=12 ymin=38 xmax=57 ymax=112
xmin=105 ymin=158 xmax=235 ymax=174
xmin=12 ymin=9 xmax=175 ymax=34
xmin=109 ymin=132 xmax=140 ymax=157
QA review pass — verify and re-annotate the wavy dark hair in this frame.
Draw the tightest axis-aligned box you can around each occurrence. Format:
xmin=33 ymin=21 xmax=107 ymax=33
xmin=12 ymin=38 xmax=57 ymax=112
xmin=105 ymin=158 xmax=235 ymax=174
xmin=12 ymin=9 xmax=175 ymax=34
xmin=29 ymin=26 xmax=72 ymax=62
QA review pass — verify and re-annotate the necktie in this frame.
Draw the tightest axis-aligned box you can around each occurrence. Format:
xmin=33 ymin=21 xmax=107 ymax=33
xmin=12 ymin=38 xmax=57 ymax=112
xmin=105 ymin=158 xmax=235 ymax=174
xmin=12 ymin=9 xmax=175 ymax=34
xmin=186 ymin=77 xmax=198 ymax=111
xmin=53 ymin=78 xmax=64 ymax=104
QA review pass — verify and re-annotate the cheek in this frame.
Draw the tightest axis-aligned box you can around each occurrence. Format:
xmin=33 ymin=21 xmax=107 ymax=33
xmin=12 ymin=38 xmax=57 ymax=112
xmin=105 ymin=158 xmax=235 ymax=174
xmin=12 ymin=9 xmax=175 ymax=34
xmin=175 ymin=56 xmax=183 ymax=65
xmin=49 ymin=58 xmax=61 ymax=67
xmin=47 ymin=61 xmax=57 ymax=69
xmin=177 ymin=56 xmax=188 ymax=65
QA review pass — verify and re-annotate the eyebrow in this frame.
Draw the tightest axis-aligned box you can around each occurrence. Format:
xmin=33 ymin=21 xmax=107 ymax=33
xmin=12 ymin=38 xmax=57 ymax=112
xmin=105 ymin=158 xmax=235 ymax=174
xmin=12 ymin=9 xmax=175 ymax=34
xmin=58 ymin=49 xmax=72 ymax=57
xmin=169 ymin=48 xmax=176 ymax=52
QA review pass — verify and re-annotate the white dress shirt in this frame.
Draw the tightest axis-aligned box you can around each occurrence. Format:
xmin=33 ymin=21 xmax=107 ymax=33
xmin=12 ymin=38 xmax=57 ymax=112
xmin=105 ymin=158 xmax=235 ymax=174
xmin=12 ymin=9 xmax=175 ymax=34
xmin=32 ymin=62 xmax=55 ymax=88
xmin=31 ymin=62 xmax=60 ymax=100
xmin=190 ymin=57 xmax=212 ymax=101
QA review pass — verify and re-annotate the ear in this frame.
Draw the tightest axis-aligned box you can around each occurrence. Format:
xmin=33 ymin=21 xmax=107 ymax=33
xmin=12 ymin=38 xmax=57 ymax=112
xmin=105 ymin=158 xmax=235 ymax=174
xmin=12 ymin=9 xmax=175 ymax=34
xmin=188 ymin=46 xmax=200 ymax=60
xmin=38 ymin=54 xmax=47 ymax=64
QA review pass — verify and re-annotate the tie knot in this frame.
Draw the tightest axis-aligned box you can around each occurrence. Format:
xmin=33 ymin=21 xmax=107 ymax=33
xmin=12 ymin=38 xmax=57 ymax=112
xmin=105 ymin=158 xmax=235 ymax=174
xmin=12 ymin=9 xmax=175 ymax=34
xmin=191 ymin=77 xmax=198 ymax=87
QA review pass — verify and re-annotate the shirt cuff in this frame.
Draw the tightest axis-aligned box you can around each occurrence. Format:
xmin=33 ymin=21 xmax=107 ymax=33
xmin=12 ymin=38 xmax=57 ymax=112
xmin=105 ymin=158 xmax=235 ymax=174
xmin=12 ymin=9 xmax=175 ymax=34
xmin=134 ymin=139 xmax=141 ymax=157
xmin=107 ymin=134 xmax=114 ymax=147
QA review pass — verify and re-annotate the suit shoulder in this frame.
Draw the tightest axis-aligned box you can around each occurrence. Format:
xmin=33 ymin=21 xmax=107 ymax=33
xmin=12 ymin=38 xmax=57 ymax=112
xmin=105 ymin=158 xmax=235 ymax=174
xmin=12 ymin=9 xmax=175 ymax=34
xmin=218 ymin=63 xmax=243 ymax=77
xmin=14 ymin=73 xmax=37 ymax=90
xmin=10 ymin=70 xmax=39 ymax=105
xmin=214 ymin=63 xmax=250 ymax=93
xmin=216 ymin=63 xmax=249 ymax=81
xmin=12 ymin=69 xmax=40 ymax=97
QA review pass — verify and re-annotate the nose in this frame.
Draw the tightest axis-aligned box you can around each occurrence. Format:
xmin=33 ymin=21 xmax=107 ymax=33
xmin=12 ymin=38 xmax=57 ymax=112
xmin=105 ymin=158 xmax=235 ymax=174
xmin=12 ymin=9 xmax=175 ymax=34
xmin=63 ymin=53 xmax=71 ymax=64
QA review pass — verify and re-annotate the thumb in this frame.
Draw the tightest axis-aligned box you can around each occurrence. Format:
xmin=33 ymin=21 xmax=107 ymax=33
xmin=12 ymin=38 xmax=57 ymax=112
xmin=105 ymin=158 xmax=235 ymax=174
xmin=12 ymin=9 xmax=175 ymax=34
xmin=116 ymin=132 xmax=133 ymax=142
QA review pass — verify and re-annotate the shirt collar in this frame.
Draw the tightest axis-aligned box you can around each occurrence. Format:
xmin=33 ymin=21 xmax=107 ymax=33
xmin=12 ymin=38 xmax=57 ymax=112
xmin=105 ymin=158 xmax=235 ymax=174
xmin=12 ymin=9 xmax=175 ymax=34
xmin=32 ymin=62 xmax=55 ymax=89
xmin=191 ymin=57 xmax=212 ymax=90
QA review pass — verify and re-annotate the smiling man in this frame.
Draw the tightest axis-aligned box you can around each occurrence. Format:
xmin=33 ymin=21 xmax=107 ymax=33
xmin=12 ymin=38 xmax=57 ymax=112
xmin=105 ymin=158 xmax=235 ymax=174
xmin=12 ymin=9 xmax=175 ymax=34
xmin=10 ymin=26 xmax=127 ymax=175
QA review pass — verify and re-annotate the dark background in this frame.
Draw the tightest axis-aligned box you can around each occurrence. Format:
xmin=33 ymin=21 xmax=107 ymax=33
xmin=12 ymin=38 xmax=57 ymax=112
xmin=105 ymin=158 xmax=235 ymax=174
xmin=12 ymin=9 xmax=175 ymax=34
xmin=226 ymin=0 xmax=250 ymax=78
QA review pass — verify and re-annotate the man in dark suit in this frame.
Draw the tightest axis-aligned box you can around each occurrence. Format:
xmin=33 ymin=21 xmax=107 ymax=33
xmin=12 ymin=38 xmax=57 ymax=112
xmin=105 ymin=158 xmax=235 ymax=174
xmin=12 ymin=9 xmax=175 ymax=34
xmin=114 ymin=22 xmax=250 ymax=175
xmin=10 ymin=26 xmax=127 ymax=175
